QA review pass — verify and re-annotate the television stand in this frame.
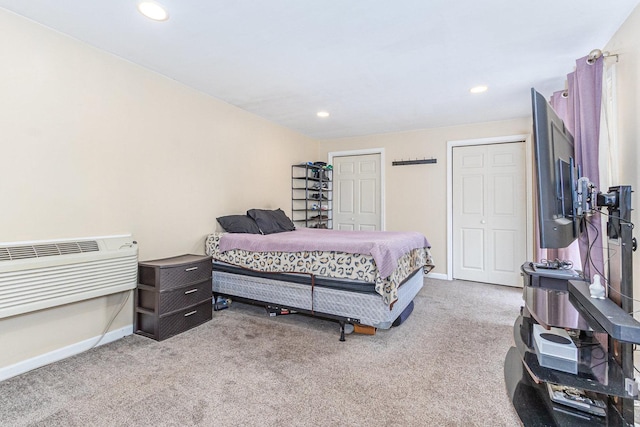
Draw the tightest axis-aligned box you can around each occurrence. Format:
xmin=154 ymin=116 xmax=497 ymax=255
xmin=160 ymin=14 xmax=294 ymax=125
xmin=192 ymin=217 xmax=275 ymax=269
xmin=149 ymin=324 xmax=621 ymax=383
xmin=505 ymin=185 xmax=637 ymax=425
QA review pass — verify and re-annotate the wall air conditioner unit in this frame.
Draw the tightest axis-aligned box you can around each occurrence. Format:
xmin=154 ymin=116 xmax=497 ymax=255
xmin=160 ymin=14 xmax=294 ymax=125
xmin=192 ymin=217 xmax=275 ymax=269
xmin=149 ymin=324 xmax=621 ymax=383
xmin=0 ymin=235 xmax=138 ymax=319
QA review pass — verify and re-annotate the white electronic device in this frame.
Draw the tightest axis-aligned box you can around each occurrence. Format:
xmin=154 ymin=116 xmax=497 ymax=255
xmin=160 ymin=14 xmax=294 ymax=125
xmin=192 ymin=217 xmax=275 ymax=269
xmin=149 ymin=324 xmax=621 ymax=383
xmin=532 ymin=324 xmax=578 ymax=374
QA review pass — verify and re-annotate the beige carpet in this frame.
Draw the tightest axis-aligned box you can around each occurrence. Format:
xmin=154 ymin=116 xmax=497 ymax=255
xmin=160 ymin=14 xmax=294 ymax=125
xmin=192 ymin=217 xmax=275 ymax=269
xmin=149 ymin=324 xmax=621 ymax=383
xmin=0 ymin=277 xmax=523 ymax=426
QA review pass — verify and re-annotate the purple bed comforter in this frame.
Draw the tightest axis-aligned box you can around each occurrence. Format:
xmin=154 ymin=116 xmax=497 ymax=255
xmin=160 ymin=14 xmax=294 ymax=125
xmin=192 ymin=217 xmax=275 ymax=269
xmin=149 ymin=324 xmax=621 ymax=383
xmin=218 ymin=228 xmax=430 ymax=279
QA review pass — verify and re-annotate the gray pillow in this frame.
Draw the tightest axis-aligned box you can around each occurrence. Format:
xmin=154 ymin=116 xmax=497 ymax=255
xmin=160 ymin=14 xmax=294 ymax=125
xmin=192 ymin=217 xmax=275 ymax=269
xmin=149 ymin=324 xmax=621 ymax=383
xmin=247 ymin=209 xmax=295 ymax=235
xmin=216 ymin=215 xmax=261 ymax=234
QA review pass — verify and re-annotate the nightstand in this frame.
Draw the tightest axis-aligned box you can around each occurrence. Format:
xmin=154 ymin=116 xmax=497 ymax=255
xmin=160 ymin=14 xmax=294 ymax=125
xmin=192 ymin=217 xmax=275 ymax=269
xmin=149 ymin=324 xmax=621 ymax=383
xmin=135 ymin=254 xmax=212 ymax=341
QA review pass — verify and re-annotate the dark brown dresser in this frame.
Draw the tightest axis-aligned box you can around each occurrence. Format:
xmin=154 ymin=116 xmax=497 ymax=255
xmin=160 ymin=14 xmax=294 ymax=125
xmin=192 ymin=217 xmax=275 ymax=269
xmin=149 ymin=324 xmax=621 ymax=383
xmin=135 ymin=254 xmax=212 ymax=341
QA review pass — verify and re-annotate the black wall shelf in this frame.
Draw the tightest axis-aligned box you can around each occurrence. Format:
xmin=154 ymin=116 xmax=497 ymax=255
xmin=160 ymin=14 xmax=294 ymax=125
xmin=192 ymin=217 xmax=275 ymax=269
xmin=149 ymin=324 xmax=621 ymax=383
xmin=392 ymin=158 xmax=437 ymax=166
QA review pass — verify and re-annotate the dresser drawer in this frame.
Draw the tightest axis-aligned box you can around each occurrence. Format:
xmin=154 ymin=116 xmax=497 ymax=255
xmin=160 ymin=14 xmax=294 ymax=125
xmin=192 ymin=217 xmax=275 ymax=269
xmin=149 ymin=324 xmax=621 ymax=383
xmin=136 ymin=299 xmax=212 ymax=341
xmin=137 ymin=279 xmax=211 ymax=314
xmin=139 ymin=255 xmax=212 ymax=290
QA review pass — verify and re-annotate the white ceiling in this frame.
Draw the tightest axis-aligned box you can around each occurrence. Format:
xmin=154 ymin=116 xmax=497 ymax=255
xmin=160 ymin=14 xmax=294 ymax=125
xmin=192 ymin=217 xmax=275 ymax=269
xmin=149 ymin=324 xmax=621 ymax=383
xmin=1 ymin=1 xmax=638 ymax=139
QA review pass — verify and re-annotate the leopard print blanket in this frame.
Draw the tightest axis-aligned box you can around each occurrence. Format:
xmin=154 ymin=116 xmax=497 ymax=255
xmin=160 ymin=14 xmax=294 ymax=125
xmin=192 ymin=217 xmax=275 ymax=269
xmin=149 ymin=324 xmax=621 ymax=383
xmin=205 ymin=232 xmax=434 ymax=306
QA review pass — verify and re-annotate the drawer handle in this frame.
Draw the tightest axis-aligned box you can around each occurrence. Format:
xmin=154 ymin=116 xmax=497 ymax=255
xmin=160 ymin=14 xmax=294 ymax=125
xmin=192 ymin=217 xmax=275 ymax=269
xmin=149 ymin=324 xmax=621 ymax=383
xmin=184 ymin=310 xmax=197 ymax=317
xmin=184 ymin=289 xmax=198 ymax=295
xmin=185 ymin=267 xmax=198 ymax=272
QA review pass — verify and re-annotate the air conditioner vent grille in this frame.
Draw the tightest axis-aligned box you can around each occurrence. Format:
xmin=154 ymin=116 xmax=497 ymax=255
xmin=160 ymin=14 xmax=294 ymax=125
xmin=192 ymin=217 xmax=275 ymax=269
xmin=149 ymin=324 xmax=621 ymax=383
xmin=77 ymin=241 xmax=99 ymax=252
xmin=57 ymin=242 xmax=82 ymax=255
xmin=5 ymin=246 xmax=37 ymax=260
xmin=0 ymin=241 xmax=100 ymax=261
xmin=34 ymin=244 xmax=61 ymax=257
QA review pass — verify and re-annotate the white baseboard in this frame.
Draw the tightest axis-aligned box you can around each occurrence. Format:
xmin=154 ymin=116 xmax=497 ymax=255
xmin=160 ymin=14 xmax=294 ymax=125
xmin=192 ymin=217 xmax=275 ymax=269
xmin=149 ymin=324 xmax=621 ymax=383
xmin=0 ymin=324 xmax=133 ymax=382
xmin=427 ymin=272 xmax=448 ymax=280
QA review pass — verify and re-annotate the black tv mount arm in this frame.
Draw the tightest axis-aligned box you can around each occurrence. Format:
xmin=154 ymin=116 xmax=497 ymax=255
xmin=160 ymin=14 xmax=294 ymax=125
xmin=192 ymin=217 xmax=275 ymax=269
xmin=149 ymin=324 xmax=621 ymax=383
xmin=597 ymin=186 xmax=636 ymax=251
xmin=575 ymin=181 xmax=637 ymax=251
xmin=597 ymin=189 xmax=619 ymax=208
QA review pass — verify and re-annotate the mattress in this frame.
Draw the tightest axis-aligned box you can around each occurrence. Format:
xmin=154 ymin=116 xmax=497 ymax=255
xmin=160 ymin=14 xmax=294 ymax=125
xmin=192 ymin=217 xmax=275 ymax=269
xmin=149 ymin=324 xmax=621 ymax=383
xmin=205 ymin=231 xmax=434 ymax=306
xmin=212 ymin=264 xmax=424 ymax=329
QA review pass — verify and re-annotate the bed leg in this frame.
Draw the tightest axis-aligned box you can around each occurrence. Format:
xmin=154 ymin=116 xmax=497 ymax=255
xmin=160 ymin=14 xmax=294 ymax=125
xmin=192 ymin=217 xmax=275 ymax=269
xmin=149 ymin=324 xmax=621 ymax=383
xmin=212 ymin=292 xmax=218 ymax=311
xmin=339 ymin=321 xmax=346 ymax=342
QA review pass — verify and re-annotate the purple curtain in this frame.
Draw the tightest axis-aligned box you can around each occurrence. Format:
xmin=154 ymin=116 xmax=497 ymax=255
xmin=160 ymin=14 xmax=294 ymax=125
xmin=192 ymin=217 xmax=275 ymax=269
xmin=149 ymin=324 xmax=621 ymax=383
xmin=545 ymin=56 xmax=604 ymax=279
xmin=573 ymin=56 xmax=604 ymax=280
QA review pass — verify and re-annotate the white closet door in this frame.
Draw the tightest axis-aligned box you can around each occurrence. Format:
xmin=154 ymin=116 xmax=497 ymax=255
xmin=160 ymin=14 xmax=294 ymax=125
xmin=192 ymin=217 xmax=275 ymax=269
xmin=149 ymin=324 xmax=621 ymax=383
xmin=333 ymin=154 xmax=381 ymax=231
xmin=453 ymin=142 xmax=526 ymax=285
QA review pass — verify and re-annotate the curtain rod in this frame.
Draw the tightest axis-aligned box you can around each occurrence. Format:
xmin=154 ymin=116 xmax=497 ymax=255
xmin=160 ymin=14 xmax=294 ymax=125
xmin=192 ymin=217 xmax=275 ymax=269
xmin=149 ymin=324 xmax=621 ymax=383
xmin=559 ymin=49 xmax=619 ymax=98
xmin=586 ymin=48 xmax=618 ymax=64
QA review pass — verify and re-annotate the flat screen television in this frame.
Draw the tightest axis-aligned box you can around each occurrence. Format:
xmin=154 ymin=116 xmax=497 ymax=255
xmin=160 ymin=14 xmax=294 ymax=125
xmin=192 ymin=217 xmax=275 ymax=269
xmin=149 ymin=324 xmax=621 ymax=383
xmin=531 ymin=88 xmax=580 ymax=249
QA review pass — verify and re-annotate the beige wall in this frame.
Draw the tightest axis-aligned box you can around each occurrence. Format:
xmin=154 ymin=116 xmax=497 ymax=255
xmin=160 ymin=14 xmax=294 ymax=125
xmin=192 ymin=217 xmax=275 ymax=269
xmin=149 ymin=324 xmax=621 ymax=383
xmin=317 ymin=118 xmax=532 ymax=276
xmin=0 ymin=9 xmax=315 ymax=370
xmin=604 ymin=6 xmax=640 ymax=302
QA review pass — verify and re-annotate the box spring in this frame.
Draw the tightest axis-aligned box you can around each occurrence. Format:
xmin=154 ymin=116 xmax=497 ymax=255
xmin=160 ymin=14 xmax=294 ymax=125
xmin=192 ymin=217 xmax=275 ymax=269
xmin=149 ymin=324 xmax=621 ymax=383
xmin=212 ymin=263 xmax=423 ymax=329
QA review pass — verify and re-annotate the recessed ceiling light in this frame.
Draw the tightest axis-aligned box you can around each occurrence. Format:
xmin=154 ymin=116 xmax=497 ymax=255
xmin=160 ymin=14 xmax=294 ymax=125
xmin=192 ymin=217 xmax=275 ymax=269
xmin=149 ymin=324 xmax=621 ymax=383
xmin=138 ymin=2 xmax=169 ymax=21
xmin=317 ymin=111 xmax=330 ymax=118
xmin=470 ymin=85 xmax=488 ymax=94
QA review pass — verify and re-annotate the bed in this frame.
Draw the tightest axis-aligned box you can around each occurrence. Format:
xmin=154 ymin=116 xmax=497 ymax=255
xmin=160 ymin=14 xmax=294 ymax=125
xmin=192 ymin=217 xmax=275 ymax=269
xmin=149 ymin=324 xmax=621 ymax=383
xmin=205 ymin=224 xmax=434 ymax=339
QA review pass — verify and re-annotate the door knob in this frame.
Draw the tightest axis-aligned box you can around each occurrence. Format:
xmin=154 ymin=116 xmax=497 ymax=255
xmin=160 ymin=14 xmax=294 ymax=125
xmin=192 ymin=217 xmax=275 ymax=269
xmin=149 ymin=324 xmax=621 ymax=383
xmin=481 ymin=220 xmax=486 ymax=224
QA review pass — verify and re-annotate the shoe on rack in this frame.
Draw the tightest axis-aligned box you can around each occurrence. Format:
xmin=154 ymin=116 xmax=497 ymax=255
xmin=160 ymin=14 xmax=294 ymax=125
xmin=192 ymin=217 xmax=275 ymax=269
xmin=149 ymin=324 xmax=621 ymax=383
xmin=311 ymin=182 xmax=329 ymax=190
